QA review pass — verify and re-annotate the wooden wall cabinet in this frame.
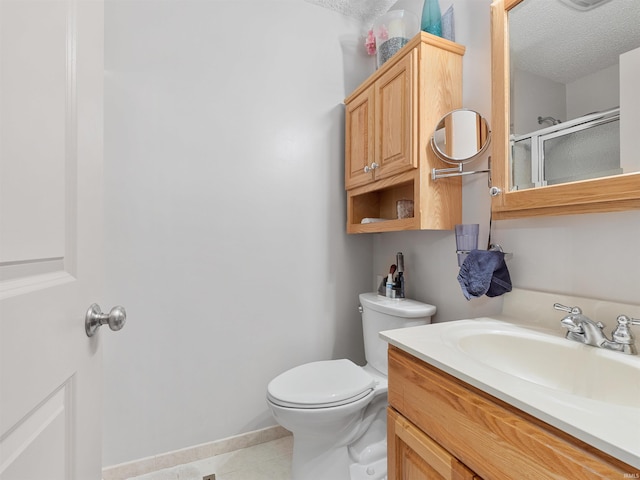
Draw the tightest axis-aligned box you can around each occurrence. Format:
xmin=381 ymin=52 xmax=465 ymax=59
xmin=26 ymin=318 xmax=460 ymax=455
xmin=344 ymin=33 xmax=465 ymax=234
xmin=388 ymin=346 xmax=639 ymax=480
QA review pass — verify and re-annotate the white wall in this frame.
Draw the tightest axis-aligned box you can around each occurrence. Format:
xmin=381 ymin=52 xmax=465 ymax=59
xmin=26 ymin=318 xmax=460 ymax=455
xmin=566 ymin=63 xmax=619 ymax=119
xmin=621 ymin=46 xmax=640 ymax=172
xmin=512 ymin=68 xmax=566 ymax=134
xmin=513 ymin=63 xmax=619 ymax=132
xmin=103 ymin=0 xmax=373 ymax=466
xmin=492 ymin=210 xmax=640 ymax=305
xmin=103 ymin=0 xmax=640 ymax=467
xmin=373 ymin=0 xmax=640 ymax=325
xmin=373 ymin=0 xmax=502 ymax=324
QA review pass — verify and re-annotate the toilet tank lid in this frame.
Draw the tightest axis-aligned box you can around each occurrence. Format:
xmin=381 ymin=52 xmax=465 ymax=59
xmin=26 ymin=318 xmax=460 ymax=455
xmin=359 ymin=292 xmax=436 ymax=318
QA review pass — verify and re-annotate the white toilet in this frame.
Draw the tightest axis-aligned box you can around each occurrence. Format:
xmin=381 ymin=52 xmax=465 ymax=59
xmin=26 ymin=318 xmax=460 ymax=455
xmin=266 ymin=292 xmax=436 ymax=480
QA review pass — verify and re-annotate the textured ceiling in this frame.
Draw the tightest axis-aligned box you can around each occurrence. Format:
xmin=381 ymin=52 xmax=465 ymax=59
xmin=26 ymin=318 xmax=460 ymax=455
xmin=304 ymin=0 xmax=398 ymax=26
xmin=510 ymin=0 xmax=640 ymax=84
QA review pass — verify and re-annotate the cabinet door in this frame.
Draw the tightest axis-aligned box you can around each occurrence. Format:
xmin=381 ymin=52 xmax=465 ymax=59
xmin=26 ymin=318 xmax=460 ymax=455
xmin=388 ymin=408 xmax=480 ymax=480
xmin=345 ymin=87 xmax=375 ymax=189
xmin=375 ymin=49 xmax=418 ymax=181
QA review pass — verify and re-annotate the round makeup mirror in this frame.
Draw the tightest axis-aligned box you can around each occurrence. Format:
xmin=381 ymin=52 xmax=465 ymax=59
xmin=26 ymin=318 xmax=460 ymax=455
xmin=431 ymin=109 xmax=491 ymax=165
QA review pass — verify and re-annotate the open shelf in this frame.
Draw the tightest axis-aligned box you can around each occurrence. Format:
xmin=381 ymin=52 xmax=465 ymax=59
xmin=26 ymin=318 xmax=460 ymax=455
xmin=347 ymin=181 xmax=418 ymax=234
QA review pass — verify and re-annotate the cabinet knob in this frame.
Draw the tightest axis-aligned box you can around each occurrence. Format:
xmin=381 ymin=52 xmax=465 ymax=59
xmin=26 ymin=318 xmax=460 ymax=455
xmin=363 ymin=163 xmax=380 ymax=174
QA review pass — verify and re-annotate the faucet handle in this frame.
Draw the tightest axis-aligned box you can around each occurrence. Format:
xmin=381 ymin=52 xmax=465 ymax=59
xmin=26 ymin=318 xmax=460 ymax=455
xmin=555 ymin=303 xmax=582 ymax=333
xmin=555 ymin=303 xmax=604 ymax=333
xmin=553 ymin=303 xmax=582 ymax=315
xmin=560 ymin=317 xmax=584 ymax=333
xmin=612 ymin=315 xmax=640 ymax=345
xmin=620 ymin=315 xmax=640 ymax=326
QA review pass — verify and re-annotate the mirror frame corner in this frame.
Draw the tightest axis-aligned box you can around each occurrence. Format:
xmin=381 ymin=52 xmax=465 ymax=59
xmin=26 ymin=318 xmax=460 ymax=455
xmin=490 ymin=0 xmax=640 ymax=220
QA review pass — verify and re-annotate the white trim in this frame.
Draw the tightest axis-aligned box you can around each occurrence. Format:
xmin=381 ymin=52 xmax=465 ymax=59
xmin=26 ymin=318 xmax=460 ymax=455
xmin=101 ymin=425 xmax=291 ymax=480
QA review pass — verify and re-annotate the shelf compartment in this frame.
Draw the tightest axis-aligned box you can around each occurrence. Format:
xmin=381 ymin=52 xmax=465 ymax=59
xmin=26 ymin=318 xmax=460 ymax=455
xmin=347 ymin=181 xmax=417 ymax=234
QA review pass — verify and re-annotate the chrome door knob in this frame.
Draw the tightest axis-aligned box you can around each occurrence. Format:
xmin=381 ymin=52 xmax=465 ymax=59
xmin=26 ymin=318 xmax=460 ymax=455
xmin=85 ymin=304 xmax=126 ymax=337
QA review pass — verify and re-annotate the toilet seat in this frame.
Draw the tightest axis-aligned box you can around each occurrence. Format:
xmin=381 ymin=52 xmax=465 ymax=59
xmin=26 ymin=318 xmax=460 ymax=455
xmin=267 ymin=359 xmax=376 ymax=409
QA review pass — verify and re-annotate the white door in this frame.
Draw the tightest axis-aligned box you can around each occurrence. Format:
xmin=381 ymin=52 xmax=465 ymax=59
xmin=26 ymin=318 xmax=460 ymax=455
xmin=0 ymin=0 xmax=107 ymax=479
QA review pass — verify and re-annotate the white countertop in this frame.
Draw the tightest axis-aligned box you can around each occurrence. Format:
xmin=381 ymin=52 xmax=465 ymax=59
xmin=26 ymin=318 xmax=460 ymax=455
xmin=381 ymin=316 xmax=640 ymax=470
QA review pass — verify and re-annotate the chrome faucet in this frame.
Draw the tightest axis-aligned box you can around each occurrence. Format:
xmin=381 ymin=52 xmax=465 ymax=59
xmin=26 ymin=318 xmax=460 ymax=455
xmin=554 ymin=303 xmax=639 ymax=355
xmin=537 ymin=115 xmax=562 ymax=126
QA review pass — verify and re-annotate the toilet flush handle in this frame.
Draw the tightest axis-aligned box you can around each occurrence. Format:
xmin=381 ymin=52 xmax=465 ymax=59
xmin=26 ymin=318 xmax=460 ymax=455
xmin=358 ymin=305 xmax=363 ymax=314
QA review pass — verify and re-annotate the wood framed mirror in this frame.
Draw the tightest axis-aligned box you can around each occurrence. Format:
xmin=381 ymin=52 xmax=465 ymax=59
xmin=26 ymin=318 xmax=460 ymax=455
xmin=490 ymin=0 xmax=640 ymax=219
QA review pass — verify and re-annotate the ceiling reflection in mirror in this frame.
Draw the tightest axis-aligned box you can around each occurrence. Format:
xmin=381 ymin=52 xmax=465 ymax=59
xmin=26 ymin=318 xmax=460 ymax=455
xmin=508 ymin=0 xmax=640 ymax=191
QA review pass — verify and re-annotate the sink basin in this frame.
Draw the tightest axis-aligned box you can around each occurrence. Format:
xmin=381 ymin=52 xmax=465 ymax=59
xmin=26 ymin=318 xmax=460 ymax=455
xmin=441 ymin=321 xmax=640 ymax=408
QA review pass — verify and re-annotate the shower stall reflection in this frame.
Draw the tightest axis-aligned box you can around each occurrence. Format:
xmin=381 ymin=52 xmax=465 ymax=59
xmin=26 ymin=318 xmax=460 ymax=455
xmin=511 ymin=107 xmax=621 ymax=190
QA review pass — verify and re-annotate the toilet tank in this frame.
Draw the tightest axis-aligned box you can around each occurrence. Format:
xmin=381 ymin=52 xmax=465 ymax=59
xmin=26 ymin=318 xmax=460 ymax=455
xmin=359 ymin=292 xmax=436 ymax=376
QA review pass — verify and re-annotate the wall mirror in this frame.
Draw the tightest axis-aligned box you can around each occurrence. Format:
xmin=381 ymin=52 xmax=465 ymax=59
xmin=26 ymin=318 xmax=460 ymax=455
xmin=491 ymin=0 xmax=640 ymax=219
xmin=431 ymin=109 xmax=492 ymax=180
xmin=431 ymin=109 xmax=491 ymax=165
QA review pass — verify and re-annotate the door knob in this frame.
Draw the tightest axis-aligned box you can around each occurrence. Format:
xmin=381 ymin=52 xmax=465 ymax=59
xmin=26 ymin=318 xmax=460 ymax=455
xmin=85 ymin=304 xmax=126 ymax=337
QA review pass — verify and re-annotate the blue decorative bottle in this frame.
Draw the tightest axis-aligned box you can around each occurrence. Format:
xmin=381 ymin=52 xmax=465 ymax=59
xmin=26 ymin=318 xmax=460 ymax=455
xmin=421 ymin=0 xmax=442 ymax=37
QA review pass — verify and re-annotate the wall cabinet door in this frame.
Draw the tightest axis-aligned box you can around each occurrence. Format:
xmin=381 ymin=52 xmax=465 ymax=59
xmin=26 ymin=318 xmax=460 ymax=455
xmin=345 ymin=87 xmax=375 ymax=189
xmin=374 ymin=49 xmax=417 ymax=181
xmin=345 ymin=48 xmax=417 ymax=190
xmin=388 ymin=408 xmax=480 ymax=480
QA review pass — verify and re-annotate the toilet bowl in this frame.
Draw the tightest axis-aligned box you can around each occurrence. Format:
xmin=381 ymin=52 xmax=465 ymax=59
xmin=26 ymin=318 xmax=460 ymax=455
xmin=266 ymin=293 xmax=436 ymax=480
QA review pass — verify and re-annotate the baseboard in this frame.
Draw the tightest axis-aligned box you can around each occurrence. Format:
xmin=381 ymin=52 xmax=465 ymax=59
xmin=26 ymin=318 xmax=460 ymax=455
xmin=102 ymin=425 xmax=291 ymax=480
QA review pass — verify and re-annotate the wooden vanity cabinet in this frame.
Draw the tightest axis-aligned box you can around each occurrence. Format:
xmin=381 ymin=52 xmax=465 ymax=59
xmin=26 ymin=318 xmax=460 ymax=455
xmin=344 ymin=33 xmax=465 ymax=234
xmin=387 ymin=345 xmax=639 ymax=480
xmin=388 ymin=408 xmax=480 ymax=480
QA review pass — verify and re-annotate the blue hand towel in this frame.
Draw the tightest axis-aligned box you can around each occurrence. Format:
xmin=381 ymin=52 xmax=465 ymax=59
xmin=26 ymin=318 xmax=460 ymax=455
xmin=457 ymin=250 xmax=512 ymax=300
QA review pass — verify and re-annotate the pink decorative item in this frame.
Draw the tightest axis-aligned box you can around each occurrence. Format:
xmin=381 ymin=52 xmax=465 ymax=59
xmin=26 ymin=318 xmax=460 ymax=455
xmin=365 ymin=29 xmax=376 ymax=55
xmin=365 ymin=25 xmax=389 ymax=56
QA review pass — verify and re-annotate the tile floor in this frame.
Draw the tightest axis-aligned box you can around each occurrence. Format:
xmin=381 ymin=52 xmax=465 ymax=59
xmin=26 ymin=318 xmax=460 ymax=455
xmin=125 ymin=436 xmax=293 ymax=480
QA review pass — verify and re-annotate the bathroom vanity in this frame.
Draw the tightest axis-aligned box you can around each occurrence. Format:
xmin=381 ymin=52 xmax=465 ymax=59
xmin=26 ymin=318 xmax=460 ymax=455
xmin=387 ymin=346 xmax=635 ymax=479
xmin=382 ymin=289 xmax=640 ymax=479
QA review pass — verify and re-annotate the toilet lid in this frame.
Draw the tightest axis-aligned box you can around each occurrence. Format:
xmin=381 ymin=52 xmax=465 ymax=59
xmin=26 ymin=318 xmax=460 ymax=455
xmin=267 ymin=359 xmax=376 ymax=409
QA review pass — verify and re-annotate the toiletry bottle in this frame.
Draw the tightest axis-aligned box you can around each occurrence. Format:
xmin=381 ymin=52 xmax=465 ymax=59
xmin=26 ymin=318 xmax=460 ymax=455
xmin=395 ymin=252 xmax=405 ymax=298
xmin=378 ymin=277 xmax=387 ymax=295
